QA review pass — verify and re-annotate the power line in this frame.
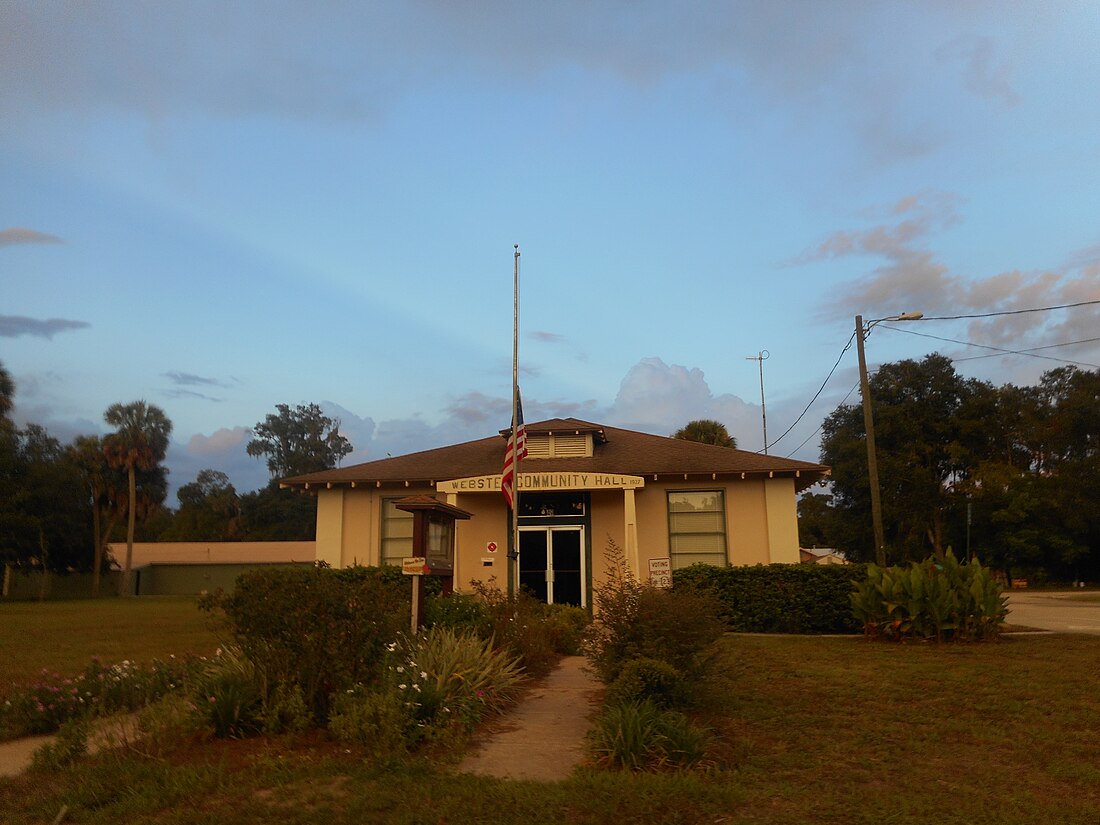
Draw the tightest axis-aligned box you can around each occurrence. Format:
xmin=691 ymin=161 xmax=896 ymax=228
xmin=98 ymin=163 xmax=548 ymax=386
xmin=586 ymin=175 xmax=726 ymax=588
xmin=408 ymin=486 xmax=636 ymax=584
xmin=765 ymin=298 xmax=1100 ymax=456
xmin=881 ymin=325 xmax=1100 ymax=369
xmin=954 ymin=336 xmax=1100 ymax=364
xmin=919 ymin=299 xmax=1100 ymax=321
xmin=785 ymin=380 xmax=860 ymax=458
xmin=765 ymin=330 xmax=855 ymax=452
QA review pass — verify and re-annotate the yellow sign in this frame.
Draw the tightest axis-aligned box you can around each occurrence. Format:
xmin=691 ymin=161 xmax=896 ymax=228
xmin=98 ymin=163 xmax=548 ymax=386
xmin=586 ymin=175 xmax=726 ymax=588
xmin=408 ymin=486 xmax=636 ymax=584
xmin=401 ymin=557 xmax=429 ymax=576
xmin=439 ymin=472 xmax=644 ymax=494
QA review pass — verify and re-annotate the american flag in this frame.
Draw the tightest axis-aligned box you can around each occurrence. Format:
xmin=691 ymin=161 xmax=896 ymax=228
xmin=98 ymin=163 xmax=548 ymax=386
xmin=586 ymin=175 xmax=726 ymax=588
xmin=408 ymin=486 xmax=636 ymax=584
xmin=502 ymin=391 xmax=528 ymax=510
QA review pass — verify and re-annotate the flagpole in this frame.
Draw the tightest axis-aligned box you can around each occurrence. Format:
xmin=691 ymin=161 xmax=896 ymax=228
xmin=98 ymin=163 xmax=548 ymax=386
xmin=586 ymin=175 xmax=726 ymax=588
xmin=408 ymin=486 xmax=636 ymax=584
xmin=511 ymin=244 xmax=520 ymax=572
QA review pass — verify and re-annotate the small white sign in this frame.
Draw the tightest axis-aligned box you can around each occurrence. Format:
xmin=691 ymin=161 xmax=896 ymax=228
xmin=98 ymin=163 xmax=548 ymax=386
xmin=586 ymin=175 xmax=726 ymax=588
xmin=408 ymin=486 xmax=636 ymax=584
xmin=648 ymin=557 xmax=672 ymax=589
xmin=402 ymin=557 xmax=429 ymax=576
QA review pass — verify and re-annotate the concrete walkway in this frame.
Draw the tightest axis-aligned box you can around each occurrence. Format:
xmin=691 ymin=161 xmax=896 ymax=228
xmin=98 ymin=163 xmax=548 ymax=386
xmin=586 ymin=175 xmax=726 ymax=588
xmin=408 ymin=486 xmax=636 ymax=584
xmin=0 ymin=715 xmax=138 ymax=779
xmin=456 ymin=655 xmax=602 ymax=782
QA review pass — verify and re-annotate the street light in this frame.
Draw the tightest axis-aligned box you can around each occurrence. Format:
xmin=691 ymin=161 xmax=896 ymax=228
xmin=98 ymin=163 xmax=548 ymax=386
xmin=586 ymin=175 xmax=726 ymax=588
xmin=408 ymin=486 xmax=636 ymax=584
xmin=855 ymin=311 xmax=923 ymax=566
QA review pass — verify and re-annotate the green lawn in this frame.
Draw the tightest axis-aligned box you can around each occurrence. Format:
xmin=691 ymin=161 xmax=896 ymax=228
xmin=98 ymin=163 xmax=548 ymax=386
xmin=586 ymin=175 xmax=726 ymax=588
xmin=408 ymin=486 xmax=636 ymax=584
xmin=3 ymin=632 xmax=1099 ymax=824
xmin=0 ymin=597 xmax=221 ymax=695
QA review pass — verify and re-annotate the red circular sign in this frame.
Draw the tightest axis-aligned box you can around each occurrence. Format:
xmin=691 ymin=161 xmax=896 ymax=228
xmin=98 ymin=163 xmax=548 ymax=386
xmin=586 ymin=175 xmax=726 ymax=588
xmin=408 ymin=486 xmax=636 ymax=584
xmin=487 ymin=541 xmax=498 ymax=554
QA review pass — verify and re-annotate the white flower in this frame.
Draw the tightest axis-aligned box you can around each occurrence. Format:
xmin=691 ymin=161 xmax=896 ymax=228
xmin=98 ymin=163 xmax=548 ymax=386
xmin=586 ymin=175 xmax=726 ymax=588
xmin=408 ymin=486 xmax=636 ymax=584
xmin=420 ymin=671 xmax=427 ymax=679
xmin=396 ymin=666 xmax=404 ymax=673
xmin=398 ymin=683 xmax=407 ymax=690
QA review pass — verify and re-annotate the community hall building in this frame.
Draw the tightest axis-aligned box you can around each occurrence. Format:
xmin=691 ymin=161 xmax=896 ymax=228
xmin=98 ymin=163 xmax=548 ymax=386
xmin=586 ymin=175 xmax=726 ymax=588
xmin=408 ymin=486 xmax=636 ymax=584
xmin=282 ymin=418 xmax=829 ymax=610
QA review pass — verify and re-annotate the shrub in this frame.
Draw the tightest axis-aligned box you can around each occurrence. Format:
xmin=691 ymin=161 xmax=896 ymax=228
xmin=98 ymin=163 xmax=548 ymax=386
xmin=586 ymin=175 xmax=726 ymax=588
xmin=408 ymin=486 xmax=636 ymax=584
xmin=586 ymin=540 xmax=725 ymax=684
xmin=425 ymin=591 xmax=490 ymax=636
xmin=850 ymin=550 xmax=1007 ymax=642
xmin=673 ymin=562 xmax=865 ymax=634
xmin=328 ymin=687 xmax=411 ymax=762
xmin=587 ymin=700 xmax=711 ymax=771
xmin=397 ymin=626 xmax=524 ymax=730
xmin=1 ymin=655 xmax=203 ymax=740
xmin=135 ymin=694 xmax=206 ymax=757
xmin=194 ymin=647 xmax=263 ymax=738
xmin=605 ymin=658 xmax=688 ymax=709
xmin=202 ymin=565 xmax=408 ymax=721
xmin=31 ymin=718 xmax=89 ymax=771
xmin=467 ymin=579 xmax=588 ymax=677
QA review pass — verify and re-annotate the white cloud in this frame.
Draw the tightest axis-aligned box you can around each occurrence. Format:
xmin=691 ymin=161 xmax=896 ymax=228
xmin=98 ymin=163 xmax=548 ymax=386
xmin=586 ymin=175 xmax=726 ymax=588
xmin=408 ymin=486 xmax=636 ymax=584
xmin=608 ymin=357 xmax=759 ymax=447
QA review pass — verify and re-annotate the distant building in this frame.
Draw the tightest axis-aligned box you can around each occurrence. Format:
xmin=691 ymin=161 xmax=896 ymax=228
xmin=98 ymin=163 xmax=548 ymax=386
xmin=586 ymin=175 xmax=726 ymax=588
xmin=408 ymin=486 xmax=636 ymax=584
xmin=799 ymin=547 xmax=849 ymax=565
xmin=283 ymin=418 xmax=829 ymax=610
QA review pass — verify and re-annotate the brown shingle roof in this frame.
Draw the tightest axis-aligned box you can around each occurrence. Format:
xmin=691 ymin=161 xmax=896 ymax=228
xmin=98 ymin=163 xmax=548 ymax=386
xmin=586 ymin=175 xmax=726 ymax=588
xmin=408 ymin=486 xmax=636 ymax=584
xmin=282 ymin=418 xmax=829 ymax=491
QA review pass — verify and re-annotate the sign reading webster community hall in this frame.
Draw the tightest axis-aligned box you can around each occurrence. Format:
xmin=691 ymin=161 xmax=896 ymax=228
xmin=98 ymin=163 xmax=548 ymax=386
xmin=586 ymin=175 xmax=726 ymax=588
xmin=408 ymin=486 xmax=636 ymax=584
xmin=438 ymin=472 xmax=645 ymax=494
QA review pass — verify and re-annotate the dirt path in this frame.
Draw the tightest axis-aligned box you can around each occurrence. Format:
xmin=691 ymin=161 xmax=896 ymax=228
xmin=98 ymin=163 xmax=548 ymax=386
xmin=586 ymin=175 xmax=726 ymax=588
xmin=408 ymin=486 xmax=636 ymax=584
xmin=456 ymin=655 xmax=602 ymax=782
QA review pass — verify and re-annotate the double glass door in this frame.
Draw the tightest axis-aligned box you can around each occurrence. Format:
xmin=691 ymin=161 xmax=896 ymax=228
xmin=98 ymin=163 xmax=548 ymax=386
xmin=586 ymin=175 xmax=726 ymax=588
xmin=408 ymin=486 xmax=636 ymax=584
xmin=517 ymin=527 xmax=585 ymax=607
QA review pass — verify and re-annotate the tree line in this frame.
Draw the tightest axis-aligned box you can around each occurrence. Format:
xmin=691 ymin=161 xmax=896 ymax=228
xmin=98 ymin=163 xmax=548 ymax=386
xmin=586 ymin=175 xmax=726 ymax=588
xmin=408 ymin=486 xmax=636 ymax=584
xmin=799 ymin=354 xmax=1099 ymax=584
xmin=0 ymin=362 xmax=350 ymax=594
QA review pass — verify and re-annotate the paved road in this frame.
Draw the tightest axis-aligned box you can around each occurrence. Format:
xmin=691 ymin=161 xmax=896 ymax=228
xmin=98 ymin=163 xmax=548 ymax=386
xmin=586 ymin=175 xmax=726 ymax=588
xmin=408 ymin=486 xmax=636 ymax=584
xmin=1007 ymin=591 xmax=1100 ymax=635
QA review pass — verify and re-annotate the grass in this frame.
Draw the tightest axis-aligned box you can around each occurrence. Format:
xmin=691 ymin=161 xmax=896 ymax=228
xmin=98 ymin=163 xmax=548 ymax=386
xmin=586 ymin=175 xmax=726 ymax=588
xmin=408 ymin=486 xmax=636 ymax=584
xmin=3 ymin=631 xmax=1100 ymax=823
xmin=0 ymin=597 xmax=220 ymax=696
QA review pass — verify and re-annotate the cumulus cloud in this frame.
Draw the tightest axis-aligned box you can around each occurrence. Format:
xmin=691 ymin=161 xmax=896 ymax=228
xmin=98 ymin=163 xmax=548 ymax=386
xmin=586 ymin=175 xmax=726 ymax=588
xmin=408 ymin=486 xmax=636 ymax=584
xmin=0 ymin=315 xmax=90 ymax=339
xmin=0 ymin=227 xmax=63 ymax=246
xmin=187 ymin=426 xmax=251 ymax=456
xmin=608 ymin=357 xmax=760 ymax=448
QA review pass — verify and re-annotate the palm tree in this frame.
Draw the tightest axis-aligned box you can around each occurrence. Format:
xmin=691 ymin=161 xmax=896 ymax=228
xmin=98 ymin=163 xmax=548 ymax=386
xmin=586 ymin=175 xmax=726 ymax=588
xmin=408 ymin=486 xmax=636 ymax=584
xmin=103 ymin=401 xmax=172 ymax=595
xmin=70 ymin=435 xmax=126 ymax=596
xmin=672 ymin=419 xmax=737 ymax=449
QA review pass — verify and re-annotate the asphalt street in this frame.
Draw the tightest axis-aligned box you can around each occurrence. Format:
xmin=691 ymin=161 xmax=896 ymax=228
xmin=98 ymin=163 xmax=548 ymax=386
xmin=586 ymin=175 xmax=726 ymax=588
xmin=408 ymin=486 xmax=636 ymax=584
xmin=1006 ymin=591 xmax=1100 ymax=635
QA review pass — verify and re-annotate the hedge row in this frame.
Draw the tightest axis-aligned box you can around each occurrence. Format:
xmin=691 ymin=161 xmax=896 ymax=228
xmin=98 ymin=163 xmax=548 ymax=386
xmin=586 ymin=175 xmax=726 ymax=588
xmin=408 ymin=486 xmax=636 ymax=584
xmin=673 ymin=563 xmax=865 ymax=634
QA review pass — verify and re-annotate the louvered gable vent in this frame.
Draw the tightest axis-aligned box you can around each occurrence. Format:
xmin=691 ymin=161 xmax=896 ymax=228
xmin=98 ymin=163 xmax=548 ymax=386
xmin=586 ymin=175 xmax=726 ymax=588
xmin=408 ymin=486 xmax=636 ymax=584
xmin=524 ymin=432 xmax=592 ymax=458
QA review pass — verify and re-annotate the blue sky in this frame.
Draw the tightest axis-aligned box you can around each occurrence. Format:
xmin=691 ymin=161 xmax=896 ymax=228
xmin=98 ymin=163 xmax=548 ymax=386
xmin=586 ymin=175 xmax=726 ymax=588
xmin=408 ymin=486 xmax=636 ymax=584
xmin=3 ymin=1 xmax=1099 ymax=498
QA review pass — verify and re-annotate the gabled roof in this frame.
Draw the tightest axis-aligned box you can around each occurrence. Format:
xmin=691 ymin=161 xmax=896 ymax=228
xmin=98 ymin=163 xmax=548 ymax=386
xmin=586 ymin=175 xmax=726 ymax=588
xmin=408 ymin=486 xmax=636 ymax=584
xmin=282 ymin=418 xmax=829 ymax=492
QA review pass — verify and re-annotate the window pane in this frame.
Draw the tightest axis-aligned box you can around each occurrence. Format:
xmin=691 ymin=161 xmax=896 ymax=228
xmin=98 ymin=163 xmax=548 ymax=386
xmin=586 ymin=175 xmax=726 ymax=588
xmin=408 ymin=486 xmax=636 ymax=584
xmin=667 ymin=490 xmax=727 ymax=568
xmin=381 ymin=499 xmax=414 ymax=566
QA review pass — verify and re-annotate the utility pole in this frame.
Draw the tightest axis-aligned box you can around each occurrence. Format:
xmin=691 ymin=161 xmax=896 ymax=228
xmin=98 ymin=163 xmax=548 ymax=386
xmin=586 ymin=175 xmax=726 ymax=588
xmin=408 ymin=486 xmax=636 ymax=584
xmin=855 ymin=315 xmax=885 ymax=567
xmin=745 ymin=350 xmax=770 ymax=453
xmin=855 ymin=311 xmax=924 ymax=568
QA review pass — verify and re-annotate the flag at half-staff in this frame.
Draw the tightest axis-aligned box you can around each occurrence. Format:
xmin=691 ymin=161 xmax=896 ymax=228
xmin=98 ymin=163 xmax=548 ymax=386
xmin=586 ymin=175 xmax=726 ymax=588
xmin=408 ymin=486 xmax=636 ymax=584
xmin=502 ymin=390 xmax=528 ymax=510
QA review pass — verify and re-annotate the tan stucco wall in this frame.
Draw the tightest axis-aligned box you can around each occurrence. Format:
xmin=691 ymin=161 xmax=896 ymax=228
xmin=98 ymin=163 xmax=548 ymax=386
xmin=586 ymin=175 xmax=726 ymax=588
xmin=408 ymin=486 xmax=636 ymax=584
xmin=727 ymin=482 xmax=771 ymax=566
xmin=764 ymin=477 xmax=801 ymax=564
xmin=312 ymin=475 xmax=804 ymax=599
xmin=106 ymin=541 xmax=316 ymax=566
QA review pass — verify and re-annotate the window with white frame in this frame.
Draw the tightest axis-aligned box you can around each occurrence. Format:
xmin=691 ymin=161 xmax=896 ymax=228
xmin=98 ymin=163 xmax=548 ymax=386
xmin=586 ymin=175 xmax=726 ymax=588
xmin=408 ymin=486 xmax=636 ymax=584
xmin=380 ymin=498 xmax=413 ymax=566
xmin=667 ymin=490 xmax=728 ymax=569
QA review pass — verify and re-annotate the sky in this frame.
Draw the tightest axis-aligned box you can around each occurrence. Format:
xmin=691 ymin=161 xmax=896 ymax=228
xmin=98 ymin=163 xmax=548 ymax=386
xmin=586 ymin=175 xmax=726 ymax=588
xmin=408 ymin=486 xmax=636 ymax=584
xmin=3 ymin=1 xmax=1099 ymax=500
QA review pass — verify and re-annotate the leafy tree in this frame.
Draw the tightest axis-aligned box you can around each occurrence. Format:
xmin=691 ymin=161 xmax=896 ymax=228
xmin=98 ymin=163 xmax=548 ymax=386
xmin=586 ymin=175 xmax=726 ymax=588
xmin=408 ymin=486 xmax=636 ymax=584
xmin=0 ymin=360 xmax=13 ymax=418
xmin=0 ymin=424 xmax=92 ymax=576
xmin=159 ymin=469 xmax=241 ymax=541
xmin=797 ymin=491 xmax=839 ymax=550
xmin=104 ymin=401 xmax=172 ymax=595
xmin=236 ymin=485 xmax=317 ymax=541
xmin=672 ymin=419 xmax=737 ymax=449
xmin=820 ymin=354 xmax=973 ymax=563
xmin=247 ymin=402 xmax=353 ymax=478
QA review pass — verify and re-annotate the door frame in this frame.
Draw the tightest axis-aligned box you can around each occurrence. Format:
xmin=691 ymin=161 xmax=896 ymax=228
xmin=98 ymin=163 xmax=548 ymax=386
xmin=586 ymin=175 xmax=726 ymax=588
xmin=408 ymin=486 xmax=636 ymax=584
xmin=515 ymin=525 xmax=587 ymax=608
